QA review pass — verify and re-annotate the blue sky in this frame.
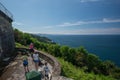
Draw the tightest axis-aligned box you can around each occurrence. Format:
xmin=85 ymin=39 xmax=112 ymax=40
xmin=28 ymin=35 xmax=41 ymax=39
xmin=1 ymin=0 xmax=120 ymax=34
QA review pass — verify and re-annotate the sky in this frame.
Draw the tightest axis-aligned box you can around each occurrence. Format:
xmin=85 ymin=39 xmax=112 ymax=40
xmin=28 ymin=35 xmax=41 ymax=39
xmin=0 ymin=0 xmax=120 ymax=35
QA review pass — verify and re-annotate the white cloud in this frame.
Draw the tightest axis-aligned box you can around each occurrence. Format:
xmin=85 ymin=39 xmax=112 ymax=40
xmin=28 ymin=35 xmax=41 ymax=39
xmin=102 ymin=18 xmax=120 ymax=23
xmin=38 ymin=27 xmax=120 ymax=35
xmin=13 ymin=18 xmax=120 ymax=35
xmin=12 ymin=22 xmax=23 ymax=26
xmin=79 ymin=0 xmax=99 ymax=3
xmin=77 ymin=28 xmax=120 ymax=34
xmin=43 ymin=18 xmax=120 ymax=28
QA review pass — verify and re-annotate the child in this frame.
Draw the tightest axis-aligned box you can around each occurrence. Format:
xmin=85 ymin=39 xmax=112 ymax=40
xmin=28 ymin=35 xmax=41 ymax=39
xmin=22 ymin=53 xmax=29 ymax=74
xmin=44 ymin=62 xmax=52 ymax=80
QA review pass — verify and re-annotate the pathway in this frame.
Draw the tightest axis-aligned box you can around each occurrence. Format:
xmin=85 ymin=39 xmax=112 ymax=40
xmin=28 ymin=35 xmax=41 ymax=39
xmin=0 ymin=50 xmax=73 ymax=80
xmin=0 ymin=52 xmax=52 ymax=80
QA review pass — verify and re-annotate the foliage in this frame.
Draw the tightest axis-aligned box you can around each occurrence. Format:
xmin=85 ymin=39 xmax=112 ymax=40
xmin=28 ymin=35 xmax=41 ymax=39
xmin=67 ymin=48 xmax=76 ymax=63
xmin=86 ymin=54 xmax=101 ymax=73
xmin=60 ymin=46 xmax=69 ymax=59
xmin=15 ymin=42 xmax=27 ymax=48
xmin=47 ymin=44 xmax=61 ymax=56
xmin=58 ymin=58 xmax=115 ymax=80
xmin=14 ymin=28 xmax=54 ymax=46
xmin=31 ymin=34 xmax=55 ymax=44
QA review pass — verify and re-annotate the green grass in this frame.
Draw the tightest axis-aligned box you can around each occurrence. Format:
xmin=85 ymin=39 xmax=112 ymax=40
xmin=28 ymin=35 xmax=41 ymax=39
xmin=15 ymin=42 xmax=28 ymax=48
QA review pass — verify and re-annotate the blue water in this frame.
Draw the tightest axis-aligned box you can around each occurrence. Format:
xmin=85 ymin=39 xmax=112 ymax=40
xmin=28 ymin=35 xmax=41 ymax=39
xmin=43 ymin=35 xmax=120 ymax=66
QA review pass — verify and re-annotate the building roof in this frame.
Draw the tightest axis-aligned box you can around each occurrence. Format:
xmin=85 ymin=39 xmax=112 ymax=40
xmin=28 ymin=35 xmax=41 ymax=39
xmin=0 ymin=2 xmax=13 ymax=21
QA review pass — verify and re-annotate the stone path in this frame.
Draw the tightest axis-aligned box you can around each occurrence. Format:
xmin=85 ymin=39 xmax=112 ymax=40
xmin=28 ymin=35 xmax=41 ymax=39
xmin=0 ymin=53 xmax=52 ymax=80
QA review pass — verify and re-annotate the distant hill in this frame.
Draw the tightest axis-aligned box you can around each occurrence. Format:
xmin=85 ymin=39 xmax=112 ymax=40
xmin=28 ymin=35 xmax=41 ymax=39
xmin=30 ymin=34 xmax=56 ymax=44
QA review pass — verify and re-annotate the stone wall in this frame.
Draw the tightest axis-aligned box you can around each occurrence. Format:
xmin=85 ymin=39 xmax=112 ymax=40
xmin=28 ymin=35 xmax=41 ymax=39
xmin=17 ymin=48 xmax=61 ymax=76
xmin=38 ymin=51 xmax=61 ymax=76
xmin=0 ymin=11 xmax=15 ymax=60
xmin=38 ymin=51 xmax=73 ymax=80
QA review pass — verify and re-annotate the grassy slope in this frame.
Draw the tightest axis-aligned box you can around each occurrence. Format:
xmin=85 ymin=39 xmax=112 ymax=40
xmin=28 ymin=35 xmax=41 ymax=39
xmin=58 ymin=58 xmax=115 ymax=80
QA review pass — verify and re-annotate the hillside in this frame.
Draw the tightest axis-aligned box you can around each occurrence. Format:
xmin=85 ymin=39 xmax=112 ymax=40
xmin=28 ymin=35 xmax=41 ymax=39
xmin=30 ymin=34 xmax=55 ymax=44
xmin=14 ymin=28 xmax=120 ymax=80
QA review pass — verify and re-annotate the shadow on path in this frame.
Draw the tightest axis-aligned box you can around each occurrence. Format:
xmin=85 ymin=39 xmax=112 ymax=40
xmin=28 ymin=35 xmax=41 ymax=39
xmin=0 ymin=52 xmax=36 ymax=80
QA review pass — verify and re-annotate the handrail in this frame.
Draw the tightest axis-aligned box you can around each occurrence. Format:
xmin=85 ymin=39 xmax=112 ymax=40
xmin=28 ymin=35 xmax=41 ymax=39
xmin=0 ymin=2 xmax=13 ymax=20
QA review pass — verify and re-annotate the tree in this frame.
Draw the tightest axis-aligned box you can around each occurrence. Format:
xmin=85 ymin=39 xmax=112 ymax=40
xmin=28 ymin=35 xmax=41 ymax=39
xmin=74 ymin=46 xmax=88 ymax=67
xmin=68 ymin=48 xmax=76 ymax=63
xmin=53 ymin=44 xmax=61 ymax=57
xmin=60 ymin=46 xmax=69 ymax=59
xmin=86 ymin=54 xmax=101 ymax=72
xmin=99 ymin=60 xmax=115 ymax=75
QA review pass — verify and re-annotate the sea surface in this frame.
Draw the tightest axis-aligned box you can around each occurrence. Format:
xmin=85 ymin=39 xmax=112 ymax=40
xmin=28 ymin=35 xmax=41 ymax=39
xmin=42 ymin=35 xmax=120 ymax=66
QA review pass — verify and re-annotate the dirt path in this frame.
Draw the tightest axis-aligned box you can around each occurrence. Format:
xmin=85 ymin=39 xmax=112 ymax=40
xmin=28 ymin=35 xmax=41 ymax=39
xmin=0 ymin=52 xmax=73 ymax=80
xmin=0 ymin=54 xmax=39 ymax=80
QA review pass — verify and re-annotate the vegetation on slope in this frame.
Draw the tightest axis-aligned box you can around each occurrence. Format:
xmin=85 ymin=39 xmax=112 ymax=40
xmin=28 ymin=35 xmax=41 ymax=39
xmin=58 ymin=58 xmax=115 ymax=80
xmin=14 ymin=28 xmax=120 ymax=79
xmin=30 ymin=34 xmax=55 ymax=44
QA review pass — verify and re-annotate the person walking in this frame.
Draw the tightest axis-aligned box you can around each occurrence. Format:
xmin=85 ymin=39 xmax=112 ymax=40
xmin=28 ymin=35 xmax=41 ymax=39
xmin=22 ymin=53 xmax=29 ymax=74
xmin=29 ymin=43 xmax=34 ymax=53
xmin=32 ymin=51 xmax=39 ymax=71
xmin=43 ymin=62 xmax=52 ymax=80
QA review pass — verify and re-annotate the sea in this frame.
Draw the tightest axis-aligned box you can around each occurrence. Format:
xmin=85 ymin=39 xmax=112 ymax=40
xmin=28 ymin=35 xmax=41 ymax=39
xmin=42 ymin=34 xmax=120 ymax=66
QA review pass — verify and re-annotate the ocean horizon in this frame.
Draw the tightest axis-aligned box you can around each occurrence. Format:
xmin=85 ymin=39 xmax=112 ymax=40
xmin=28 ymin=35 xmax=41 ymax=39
xmin=40 ymin=34 xmax=120 ymax=66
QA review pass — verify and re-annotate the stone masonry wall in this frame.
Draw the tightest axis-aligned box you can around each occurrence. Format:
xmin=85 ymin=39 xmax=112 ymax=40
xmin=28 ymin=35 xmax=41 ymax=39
xmin=38 ymin=51 xmax=61 ymax=76
xmin=0 ymin=11 xmax=15 ymax=60
xmin=17 ymin=48 xmax=61 ymax=76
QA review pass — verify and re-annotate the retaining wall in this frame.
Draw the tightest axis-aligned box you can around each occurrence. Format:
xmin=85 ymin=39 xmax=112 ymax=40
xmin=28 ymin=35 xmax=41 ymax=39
xmin=0 ymin=10 xmax=14 ymax=60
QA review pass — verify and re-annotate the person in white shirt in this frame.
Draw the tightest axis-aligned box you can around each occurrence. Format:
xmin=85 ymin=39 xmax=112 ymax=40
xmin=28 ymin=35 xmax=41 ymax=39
xmin=32 ymin=51 xmax=39 ymax=70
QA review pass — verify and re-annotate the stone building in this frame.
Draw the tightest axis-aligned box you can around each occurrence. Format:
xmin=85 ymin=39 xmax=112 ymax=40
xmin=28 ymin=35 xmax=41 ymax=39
xmin=0 ymin=2 xmax=14 ymax=61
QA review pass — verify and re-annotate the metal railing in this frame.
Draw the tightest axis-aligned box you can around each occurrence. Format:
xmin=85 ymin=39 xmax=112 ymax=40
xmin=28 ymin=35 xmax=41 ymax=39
xmin=0 ymin=2 xmax=13 ymax=20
